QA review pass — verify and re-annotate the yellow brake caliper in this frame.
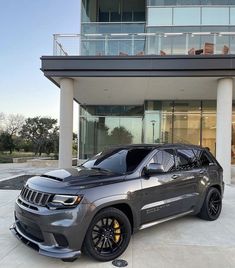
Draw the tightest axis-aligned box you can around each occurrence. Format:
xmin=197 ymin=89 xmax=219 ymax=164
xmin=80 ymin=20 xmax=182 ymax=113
xmin=113 ymin=219 xmax=121 ymax=243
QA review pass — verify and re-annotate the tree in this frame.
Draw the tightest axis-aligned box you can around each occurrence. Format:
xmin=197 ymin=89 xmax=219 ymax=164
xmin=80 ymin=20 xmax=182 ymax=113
xmin=20 ymin=117 xmax=58 ymax=156
xmin=5 ymin=114 xmax=25 ymax=136
xmin=109 ymin=126 xmax=133 ymax=145
xmin=44 ymin=127 xmax=59 ymax=156
xmin=0 ymin=113 xmax=5 ymax=133
xmin=0 ymin=132 xmax=14 ymax=153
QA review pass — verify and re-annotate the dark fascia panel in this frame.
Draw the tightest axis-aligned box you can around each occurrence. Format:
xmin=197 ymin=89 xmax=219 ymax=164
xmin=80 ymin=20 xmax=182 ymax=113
xmin=40 ymin=55 xmax=235 ymax=78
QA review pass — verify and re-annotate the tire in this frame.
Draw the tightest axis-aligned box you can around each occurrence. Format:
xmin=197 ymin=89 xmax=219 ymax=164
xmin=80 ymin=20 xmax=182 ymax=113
xmin=198 ymin=187 xmax=222 ymax=221
xmin=82 ymin=207 xmax=131 ymax=262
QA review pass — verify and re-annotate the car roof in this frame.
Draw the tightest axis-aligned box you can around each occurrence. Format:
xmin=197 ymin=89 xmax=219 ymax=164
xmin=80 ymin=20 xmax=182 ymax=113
xmin=107 ymin=143 xmax=204 ymax=150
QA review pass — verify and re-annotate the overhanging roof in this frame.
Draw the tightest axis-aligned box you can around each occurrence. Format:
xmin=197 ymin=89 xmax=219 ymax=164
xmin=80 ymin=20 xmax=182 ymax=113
xmin=41 ymin=55 xmax=235 ymax=79
xmin=40 ymin=55 xmax=235 ymax=105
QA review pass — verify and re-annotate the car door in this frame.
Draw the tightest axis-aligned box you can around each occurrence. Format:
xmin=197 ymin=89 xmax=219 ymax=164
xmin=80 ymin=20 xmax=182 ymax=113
xmin=140 ymin=148 xmax=199 ymax=225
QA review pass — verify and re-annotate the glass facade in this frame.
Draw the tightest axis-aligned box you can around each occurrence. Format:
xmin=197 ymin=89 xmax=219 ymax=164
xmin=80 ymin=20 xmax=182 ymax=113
xmin=49 ymin=0 xmax=235 ymax=56
xmin=79 ymin=101 xmax=219 ymax=159
xmin=147 ymin=7 xmax=234 ymax=26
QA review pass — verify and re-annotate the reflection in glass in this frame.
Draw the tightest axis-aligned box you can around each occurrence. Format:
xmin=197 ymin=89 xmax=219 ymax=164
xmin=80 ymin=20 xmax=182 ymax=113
xmin=202 ymin=114 xmax=216 ymax=156
xmin=144 ymin=112 xmax=172 ymax=143
xmin=79 ymin=101 xmax=232 ymax=163
xmin=174 ymin=100 xmax=201 ymax=113
xmin=80 ymin=115 xmax=142 ymax=159
xmin=173 ymin=114 xmax=201 ymax=145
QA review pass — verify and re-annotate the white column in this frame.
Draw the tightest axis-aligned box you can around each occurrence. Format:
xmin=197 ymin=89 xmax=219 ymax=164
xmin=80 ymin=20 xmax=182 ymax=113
xmin=216 ymin=78 xmax=233 ymax=184
xmin=59 ymin=78 xmax=74 ymax=168
xmin=77 ymin=103 xmax=80 ymax=162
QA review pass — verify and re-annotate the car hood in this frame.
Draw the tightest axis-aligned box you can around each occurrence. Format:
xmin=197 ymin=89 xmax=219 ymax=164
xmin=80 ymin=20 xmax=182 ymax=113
xmin=26 ymin=167 xmax=125 ymax=193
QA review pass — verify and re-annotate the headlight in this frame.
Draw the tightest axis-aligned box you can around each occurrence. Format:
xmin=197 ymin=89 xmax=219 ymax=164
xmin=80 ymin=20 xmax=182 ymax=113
xmin=48 ymin=195 xmax=83 ymax=209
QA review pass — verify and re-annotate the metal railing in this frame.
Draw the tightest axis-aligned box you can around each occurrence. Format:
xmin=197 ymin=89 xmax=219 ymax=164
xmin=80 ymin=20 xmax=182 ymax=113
xmin=53 ymin=32 xmax=235 ymax=56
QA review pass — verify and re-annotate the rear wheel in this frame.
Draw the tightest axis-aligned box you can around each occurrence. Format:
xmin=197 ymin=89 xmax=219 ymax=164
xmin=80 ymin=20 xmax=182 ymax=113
xmin=83 ymin=207 xmax=131 ymax=262
xmin=198 ymin=187 xmax=222 ymax=221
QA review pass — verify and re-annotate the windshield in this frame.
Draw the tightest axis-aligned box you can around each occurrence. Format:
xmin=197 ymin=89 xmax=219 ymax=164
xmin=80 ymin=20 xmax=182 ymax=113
xmin=82 ymin=148 xmax=152 ymax=174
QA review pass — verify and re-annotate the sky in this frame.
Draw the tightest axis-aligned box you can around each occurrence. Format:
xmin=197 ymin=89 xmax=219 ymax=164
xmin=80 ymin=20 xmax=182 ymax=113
xmin=0 ymin=0 xmax=81 ymax=131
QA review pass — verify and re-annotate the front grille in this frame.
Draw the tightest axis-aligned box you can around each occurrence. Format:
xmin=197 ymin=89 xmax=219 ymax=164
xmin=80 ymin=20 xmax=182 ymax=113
xmin=20 ymin=186 xmax=51 ymax=207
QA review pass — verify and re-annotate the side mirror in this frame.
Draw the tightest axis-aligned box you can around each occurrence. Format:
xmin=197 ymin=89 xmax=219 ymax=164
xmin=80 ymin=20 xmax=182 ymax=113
xmin=144 ymin=163 xmax=164 ymax=176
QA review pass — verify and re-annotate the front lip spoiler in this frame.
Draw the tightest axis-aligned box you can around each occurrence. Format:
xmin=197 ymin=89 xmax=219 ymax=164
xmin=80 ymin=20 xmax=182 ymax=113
xmin=10 ymin=222 xmax=81 ymax=260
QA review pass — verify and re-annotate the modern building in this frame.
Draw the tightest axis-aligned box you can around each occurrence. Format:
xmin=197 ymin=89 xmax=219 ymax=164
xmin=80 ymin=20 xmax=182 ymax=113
xmin=41 ymin=0 xmax=235 ymax=184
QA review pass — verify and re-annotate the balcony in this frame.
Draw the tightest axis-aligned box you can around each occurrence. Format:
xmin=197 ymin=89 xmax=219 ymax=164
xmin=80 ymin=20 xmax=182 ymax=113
xmin=53 ymin=32 xmax=235 ymax=56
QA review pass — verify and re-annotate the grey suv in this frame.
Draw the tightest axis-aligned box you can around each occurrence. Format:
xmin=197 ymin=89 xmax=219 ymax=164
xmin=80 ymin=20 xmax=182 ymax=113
xmin=11 ymin=144 xmax=224 ymax=262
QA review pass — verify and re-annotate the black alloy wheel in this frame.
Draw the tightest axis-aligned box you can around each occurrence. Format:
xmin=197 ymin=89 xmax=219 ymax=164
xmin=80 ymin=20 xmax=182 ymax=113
xmin=83 ymin=207 xmax=131 ymax=262
xmin=198 ymin=187 xmax=222 ymax=221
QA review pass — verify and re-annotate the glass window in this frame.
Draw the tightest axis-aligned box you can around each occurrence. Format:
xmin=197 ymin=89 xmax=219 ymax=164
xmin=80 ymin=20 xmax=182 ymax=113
xmin=231 ymin=8 xmax=235 ymax=25
xmin=173 ymin=114 xmax=201 ymax=145
xmin=148 ymin=0 xmax=235 ymax=6
xmin=148 ymin=8 xmax=173 ymax=26
xmin=82 ymin=0 xmax=98 ymax=22
xmin=145 ymin=101 xmax=173 ymax=112
xmin=173 ymin=8 xmax=200 ymax=26
xmin=202 ymin=114 xmax=216 ymax=156
xmin=150 ymin=149 xmax=176 ymax=172
xmin=144 ymin=112 xmax=173 ymax=143
xmin=197 ymin=150 xmax=212 ymax=166
xmin=79 ymin=115 xmax=142 ymax=159
xmin=232 ymin=114 xmax=235 ymax=164
xmin=202 ymin=100 xmax=216 ymax=113
xmin=176 ymin=149 xmax=198 ymax=170
xmin=174 ymin=101 xmax=201 ymax=113
xmin=202 ymin=7 xmax=229 ymax=25
xmin=82 ymin=148 xmax=152 ymax=173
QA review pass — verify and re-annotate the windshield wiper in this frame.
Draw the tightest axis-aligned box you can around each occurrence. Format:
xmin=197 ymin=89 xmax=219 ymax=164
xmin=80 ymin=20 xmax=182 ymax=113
xmin=90 ymin=167 xmax=122 ymax=175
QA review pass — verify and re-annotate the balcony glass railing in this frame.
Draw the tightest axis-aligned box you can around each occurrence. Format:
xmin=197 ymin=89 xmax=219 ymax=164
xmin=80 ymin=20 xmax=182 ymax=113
xmin=53 ymin=32 xmax=235 ymax=56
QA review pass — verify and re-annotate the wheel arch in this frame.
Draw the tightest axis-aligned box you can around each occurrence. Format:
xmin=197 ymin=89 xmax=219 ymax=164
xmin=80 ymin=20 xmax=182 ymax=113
xmin=90 ymin=198 xmax=136 ymax=234
xmin=210 ymin=184 xmax=222 ymax=195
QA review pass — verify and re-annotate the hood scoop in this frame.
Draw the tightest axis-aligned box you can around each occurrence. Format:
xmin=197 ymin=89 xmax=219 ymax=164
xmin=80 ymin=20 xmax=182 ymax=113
xmin=40 ymin=174 xmax=63 ymax=182
xmin=39 ymin=169 xmax=73 ymax=182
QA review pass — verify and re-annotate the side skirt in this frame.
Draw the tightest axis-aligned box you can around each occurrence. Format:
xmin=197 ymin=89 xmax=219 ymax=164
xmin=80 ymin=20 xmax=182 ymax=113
xmin=139 ymin=210 xmax=194 ymax=230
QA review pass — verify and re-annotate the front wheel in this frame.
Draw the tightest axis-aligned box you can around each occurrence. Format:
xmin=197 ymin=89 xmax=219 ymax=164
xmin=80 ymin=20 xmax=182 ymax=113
xmin=83 ymin=207 xmax=131 ymax=262
xmin=198 ymin=187 xmax=222 ymax=221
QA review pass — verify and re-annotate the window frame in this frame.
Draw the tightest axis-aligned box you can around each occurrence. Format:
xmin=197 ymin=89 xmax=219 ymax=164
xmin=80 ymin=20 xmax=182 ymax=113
xmin=175 ymin=148 xmax=200 ymax=171
xmin=147 ymin=148 xmax=177 ymax=173
xmin=194 ymin=149 xmax=214 ymax=167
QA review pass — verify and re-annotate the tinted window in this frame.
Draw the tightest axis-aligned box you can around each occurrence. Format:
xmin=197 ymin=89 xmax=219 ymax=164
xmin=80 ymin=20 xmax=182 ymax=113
xmin=150 ymin=149 xmax=176 ymax=172
xmin=82 ymin=148 xmax=152 ymax=174
xmin=177 ymin=149 xmax=198 ymax=170
xmin=195 ymin=150 xmax=212 ymax=166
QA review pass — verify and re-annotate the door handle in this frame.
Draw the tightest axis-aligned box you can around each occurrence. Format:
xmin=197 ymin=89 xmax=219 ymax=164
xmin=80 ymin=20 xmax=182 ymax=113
xmin=171 ymin=174 xmax=180 ymax=179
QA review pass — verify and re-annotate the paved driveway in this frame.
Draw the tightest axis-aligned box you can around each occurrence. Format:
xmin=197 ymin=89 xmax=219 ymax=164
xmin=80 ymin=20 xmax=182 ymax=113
xmin=1 ymin=186 xmax=235 ymax=268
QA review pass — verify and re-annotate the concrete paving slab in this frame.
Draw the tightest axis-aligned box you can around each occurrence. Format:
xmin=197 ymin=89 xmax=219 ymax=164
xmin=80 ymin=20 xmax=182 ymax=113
xmin=0 ymin=163 xmax=56 ymax=181
xmin=0 ymin=187 xmax=235 ymax=267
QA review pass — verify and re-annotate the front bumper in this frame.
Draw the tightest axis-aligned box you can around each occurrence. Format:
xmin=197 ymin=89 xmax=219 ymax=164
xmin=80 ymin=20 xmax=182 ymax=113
xmin=10 ymin=196 xmax=91 ymax=259
xmin=10 ymin=222 xmax=81 ymax=259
